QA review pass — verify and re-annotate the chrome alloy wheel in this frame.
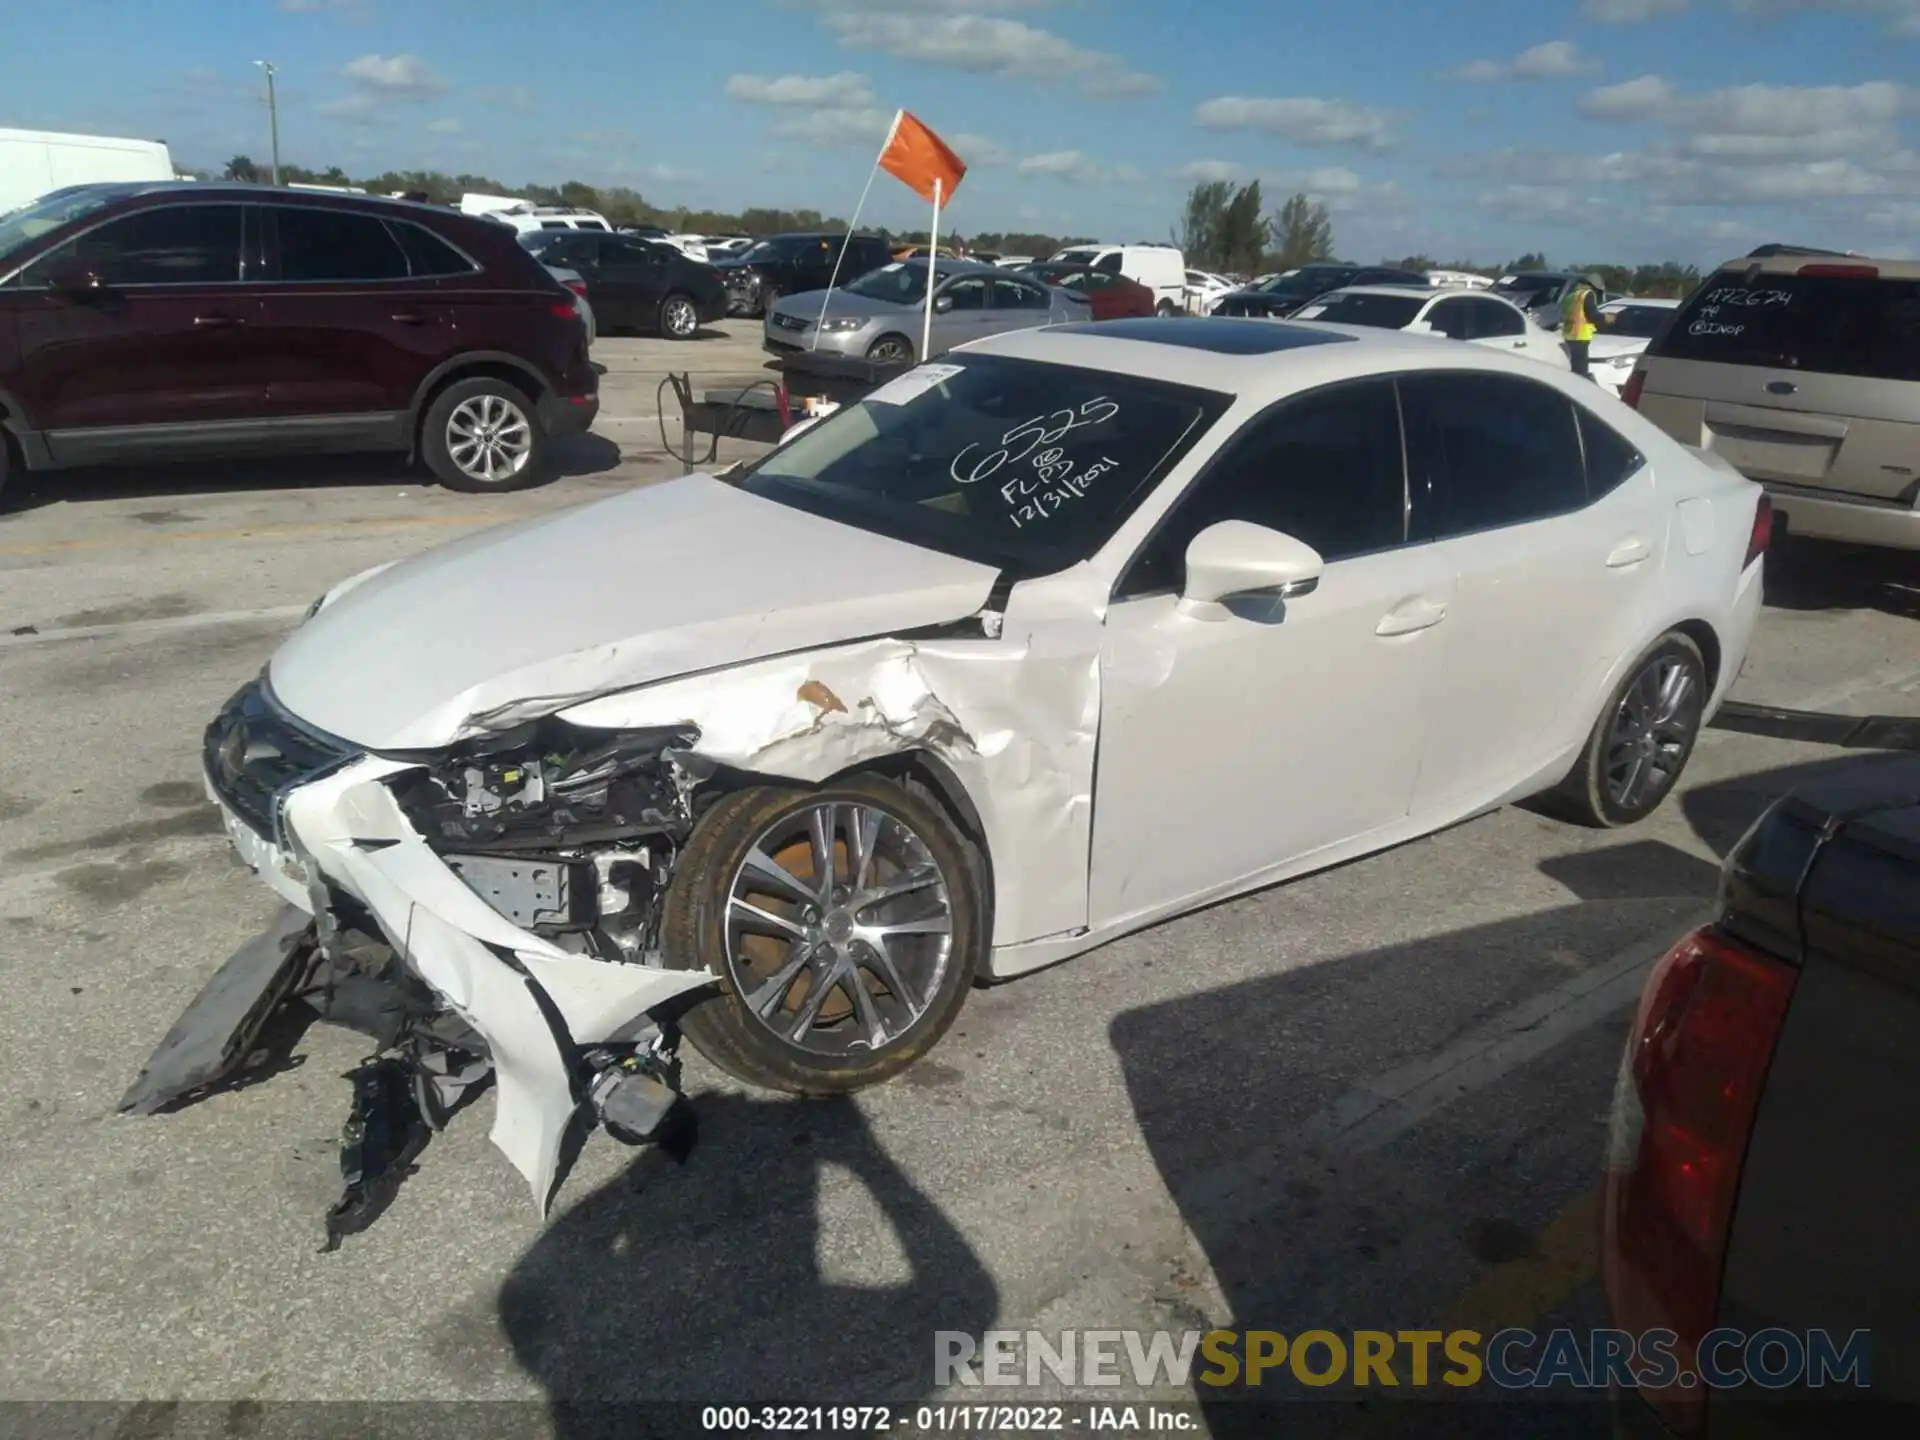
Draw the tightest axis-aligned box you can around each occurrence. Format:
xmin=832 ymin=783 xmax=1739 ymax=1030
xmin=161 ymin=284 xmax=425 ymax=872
xmin=1604 ymin=654 xmax=1700 ymax=811
xmin=445 ymin=393 xmax=533 ymax=485
xmin=723 ymin=801 xmax=955 ymax=1057
xmin=662 ymin=295 xmax=699 ymax=337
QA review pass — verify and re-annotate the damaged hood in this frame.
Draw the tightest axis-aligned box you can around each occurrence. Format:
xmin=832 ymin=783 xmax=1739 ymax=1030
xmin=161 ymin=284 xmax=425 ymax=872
xmin=268 ymin=474 xmax=1001 ymax=751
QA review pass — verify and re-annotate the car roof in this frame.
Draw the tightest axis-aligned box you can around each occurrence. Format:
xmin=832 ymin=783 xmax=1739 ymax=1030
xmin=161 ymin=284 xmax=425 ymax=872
xmin=1704 ymin=252 xmax=1920 ymax=280
xmin=893 ymin=256 xmax=1004 ymax=277
xmin=1324 ymin=285 xmax=1444 ymax=300
xmin=35 ymin=179 xmax=455 ymax=221
xmin=961 ymin=317 xmax=1574 ymax=399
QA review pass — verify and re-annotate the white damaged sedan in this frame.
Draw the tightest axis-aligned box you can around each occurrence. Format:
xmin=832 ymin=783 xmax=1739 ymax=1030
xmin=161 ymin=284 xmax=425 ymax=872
xmin=124 ymin=317 xmax=1769 ymax=1229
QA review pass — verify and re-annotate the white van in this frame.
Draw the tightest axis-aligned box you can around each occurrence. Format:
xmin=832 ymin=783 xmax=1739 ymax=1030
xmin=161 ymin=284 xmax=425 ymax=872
xmin=0 ymin=128 xmax=175 ymax=216
xmin=1047 ymin=242 xmax=1187 ymax=314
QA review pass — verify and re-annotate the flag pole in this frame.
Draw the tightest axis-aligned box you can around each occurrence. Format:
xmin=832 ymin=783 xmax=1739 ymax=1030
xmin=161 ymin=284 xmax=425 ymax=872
xmin=812 ymin=110 xmax=901 ymax=351
xmin=921 ymin=176 xmax=940 ymax=363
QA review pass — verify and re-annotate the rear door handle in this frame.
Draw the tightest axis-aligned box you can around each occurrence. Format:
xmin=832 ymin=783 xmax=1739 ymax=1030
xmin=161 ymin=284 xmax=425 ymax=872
xmin=1607 ymin=535 xmax=1652 ymax=568
xmin=391 ymin=311 xmax=427 ymax=326
xmin=192 ymin=313 xmax=239 ymax=328
xmin=1376 ymin=597 xmax=1449 ymax=636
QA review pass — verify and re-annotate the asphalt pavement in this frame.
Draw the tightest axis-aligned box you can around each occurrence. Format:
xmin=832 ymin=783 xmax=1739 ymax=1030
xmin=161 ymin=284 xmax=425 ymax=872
xmin=2 ymin=322 xmax=1917 ymax=1436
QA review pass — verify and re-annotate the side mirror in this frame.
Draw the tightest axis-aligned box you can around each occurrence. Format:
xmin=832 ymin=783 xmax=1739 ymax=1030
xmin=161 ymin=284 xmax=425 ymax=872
xmin=1180 ymin=521 xmax=1324 ymax=610
xmin=46 ymin=256 xmax=107 ymax=295
xmin=934 ymin=295 xmax=955 ymax=314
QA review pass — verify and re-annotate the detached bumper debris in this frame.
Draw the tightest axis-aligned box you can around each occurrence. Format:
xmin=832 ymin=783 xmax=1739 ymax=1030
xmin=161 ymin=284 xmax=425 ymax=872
xmin=121 ymin=902 xmax=695 ymax=1248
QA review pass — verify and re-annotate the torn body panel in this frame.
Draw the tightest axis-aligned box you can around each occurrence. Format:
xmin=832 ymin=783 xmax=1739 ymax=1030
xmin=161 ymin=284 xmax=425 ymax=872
xmin=559 ymin=597 xmax=1106 ymax=961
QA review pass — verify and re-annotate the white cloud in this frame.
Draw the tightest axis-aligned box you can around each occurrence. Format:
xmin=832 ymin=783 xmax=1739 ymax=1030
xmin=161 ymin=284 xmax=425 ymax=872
xmin=1016 ymin=150 xmax=1145 ymax=185
xmin=1578 ymin=75 xmax=1914 ymax=161
xmin=340 ymin=53 xmax=446 ymax=98
xmin=949 ymin=133 xmax=1011 ymax=165
xmin=426 ymin=117 xmax=462 ymax=134
xmin=278 ymin=0 xmax=366 ymax=12
xmin=769 ymin=106 xmax=895 ymax=148
xmin=822 ymin=12 xmax=1160 ymax=98
xmin=1453 ymin=40 xmax=1598 ymax=81
xmin=1193 ymin=96 xmax=1395 ymax=149
xmin=1176 ymin=159 xmax=1245 ymax=182
xmin=724 ymin=72 xmax=876 ymax=108
xmin=1581 ymin=0 xmax=1688 ymax=20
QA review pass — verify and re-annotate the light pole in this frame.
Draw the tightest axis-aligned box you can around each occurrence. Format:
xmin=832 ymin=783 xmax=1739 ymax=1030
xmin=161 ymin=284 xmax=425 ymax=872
xmin=254 ymin=61 xmax=281 ymax=185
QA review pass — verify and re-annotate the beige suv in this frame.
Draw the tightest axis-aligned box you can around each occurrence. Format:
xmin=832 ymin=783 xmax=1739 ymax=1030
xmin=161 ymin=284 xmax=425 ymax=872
xmin=1624 ymin=253 xmax=1920 ymax=551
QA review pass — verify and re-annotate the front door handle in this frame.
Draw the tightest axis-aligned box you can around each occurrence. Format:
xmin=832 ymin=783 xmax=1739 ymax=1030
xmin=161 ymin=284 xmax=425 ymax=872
xmin=1607 ymin=535 xmax=1652 ymax=568
xmin=192 ymin=313 xmax=239 ymax=328
xmin=391 ymin=311 xmax=427 ymax=326
xmin=1376 ymin=597 xmax=1449 ymax=636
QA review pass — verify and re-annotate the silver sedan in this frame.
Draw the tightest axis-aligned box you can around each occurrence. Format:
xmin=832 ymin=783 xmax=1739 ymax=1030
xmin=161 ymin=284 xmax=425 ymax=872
xmin=763 ymin=257 xmax=1087 ymax=365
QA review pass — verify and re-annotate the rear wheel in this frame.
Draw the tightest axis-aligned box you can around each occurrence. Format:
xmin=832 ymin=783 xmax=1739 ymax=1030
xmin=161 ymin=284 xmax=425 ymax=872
xmin=663 ymin=776 xmax=985 ymax=1093
xmin=421 ymin=377 xmax=547 ymax=493
xmin=1155 ymin=299 xmax=1178 ymax=317
xmin=1545 ymin=632 xmax=1708 ymax=827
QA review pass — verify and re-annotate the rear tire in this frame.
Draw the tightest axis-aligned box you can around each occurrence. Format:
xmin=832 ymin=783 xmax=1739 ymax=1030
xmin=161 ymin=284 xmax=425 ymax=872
xmin=1544 ymin=632 xmax=1708 ymax=828
xmin=420 ymin=377 xmax=548 ymax=494
xmin=1155 ymin=299 xmax=1178 ymax=317
xmin=663 ymin=775 xmax=985 ymax=1094
xmin=659 ymin=292 xmax=699 ymax=340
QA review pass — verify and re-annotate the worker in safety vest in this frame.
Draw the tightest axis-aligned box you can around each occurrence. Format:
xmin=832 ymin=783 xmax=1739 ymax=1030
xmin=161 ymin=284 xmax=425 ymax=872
xmin=1560 ymin=274 xmax=1607 ymax=379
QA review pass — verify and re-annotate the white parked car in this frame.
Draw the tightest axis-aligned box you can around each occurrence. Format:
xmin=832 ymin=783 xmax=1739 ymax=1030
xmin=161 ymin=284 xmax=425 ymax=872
xmin=1048 ymin=242 xmax=1187 ymax=314
xmin=483 ymin=205 xmax=615 ymax=235
xmin=1426 ymin=269 xmax=1493 ymax=290
xmin=140 ymin=317 xmax=1767 ymax=1217
xmin=1183 ymin=268 xmax=1237 ymax=313
xmin=1291 ymin=285 xmax=1570 ymax=369
xmin=1588 ymin=297 xmax=1681 ymax=396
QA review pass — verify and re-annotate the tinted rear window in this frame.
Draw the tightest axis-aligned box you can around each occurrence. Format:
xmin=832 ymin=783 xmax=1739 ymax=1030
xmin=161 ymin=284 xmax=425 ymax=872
xmin=1295 ymin=293 xmax=1426 ymax=328
xmin=1654 ymin=271 xmax=1920 ymax=382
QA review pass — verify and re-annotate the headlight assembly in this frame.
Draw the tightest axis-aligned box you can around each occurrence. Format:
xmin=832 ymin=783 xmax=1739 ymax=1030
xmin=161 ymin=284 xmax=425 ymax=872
xmin=817 ymin=317 xmax=866 ymax=333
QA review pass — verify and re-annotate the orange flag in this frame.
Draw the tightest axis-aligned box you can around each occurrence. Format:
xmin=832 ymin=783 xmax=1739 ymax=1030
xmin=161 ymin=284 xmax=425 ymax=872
xmin=878 ymin=110 xmax=967 ymax=208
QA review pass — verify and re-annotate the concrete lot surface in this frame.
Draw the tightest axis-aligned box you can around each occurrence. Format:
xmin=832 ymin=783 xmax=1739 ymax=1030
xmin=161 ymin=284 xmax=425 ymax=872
xmin=2 ymin=323 xmax=1917 ymax=1434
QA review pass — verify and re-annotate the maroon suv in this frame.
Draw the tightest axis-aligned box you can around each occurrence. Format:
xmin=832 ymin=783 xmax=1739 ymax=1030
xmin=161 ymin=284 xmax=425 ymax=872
xmin=0 ymin=182 xmax=598 ymax=499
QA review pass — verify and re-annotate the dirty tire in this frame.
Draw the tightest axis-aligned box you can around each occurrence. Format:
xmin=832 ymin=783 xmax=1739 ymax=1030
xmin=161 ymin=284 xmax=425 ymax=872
xmin=1543 ymin=631 xmax=1708 ymax=829
xmin=420 ymin=376 xmax=547 ymax=494
xmin=865 ymin=333 xmax=915 ymax=366
xmin=1155 ymin=299 xmax=1178 ymax=317
xmin=663 ymin=775 xmax=985 ymax=1094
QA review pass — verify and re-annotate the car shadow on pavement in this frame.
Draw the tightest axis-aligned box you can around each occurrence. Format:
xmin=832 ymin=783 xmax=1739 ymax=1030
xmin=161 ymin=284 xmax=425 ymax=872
xmin=1107 ymin=752 xmax=1916 ymax=1439
xmin=1762 ymin=535 xmax=1920 ymax=621
xmin=497 ymin=1093 xmax=996 ymax=1436
xmin=0 ymin=434 xmax=626 ymax=513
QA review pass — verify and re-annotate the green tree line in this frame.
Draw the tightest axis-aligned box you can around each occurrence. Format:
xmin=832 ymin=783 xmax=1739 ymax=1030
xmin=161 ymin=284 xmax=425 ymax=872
xmin=217 ymin=157 xmax=1097 ymax=258
xmin=1175 ymin=180 xmax=1706 ymax=295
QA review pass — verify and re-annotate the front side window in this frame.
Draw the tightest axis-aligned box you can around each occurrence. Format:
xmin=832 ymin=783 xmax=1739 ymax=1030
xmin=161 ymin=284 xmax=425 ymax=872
xmin=273 ymin=208 xmax=409 ymax=282
xmin=1401 ymin=373 xmax=1586 ymax=538
xmin=1120 ymin=379 xmax=1408 ymax=598
xmin=740 ymin=354 xmax=1230 ymax=573
xmin=0 ymin=187 xmax=124 ymax=271
xmin=991 ymin=277 xmax=1049 ymax=310
xmin=1424 ymin=299 xmax=1472 ymax=339
xmin=941 ymin=276 xmax=990 ymax=311
xmin=24 ymin=204 xmax=242 ymax=286
xmin=1600 ymin=304 xmax=1673 ymax=339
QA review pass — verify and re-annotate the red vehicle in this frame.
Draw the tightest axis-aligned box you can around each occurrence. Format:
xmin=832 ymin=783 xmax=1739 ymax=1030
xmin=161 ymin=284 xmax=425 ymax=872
xmin=0 ymin=181 xmax=597 ymax=498
xmin=1019 ymin=262 xmax=1155 ymax=321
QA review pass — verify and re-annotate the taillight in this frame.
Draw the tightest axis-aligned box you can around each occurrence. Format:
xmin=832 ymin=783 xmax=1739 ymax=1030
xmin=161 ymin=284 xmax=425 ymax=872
xmin=549 ymin=302 xmax=580 ymax=320
xmin=565 ymin=280 xmax=588 ymax=298
xmin=1603 ymin=926 xmax=1797 ymax=1433
xmin=1744 ymin=494 xmax=1773 ymax=570
xmin=1620 ymin=368 xmax=1646 ymax=410
xmin=1796 ymin=262 xmax=1878 ymax=278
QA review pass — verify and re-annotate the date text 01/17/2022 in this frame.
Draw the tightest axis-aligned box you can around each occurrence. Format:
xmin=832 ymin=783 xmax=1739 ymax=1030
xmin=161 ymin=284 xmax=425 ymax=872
xmin=698 ymin=1403 xmax=1200 ymax=1433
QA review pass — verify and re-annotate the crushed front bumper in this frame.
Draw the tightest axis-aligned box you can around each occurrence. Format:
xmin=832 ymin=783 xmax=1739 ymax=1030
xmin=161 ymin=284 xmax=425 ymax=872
xmin=124 ymin=679 xmax=715 ymax=1232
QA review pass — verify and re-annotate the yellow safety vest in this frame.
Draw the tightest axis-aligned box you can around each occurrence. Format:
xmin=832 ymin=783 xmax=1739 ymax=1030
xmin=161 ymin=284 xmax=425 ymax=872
xmin=1561 ymin=285 xmax=1596 ymax=342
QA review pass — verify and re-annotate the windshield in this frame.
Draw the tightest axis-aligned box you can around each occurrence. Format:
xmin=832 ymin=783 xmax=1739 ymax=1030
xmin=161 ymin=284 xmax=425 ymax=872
xmin=1601 ymin=304 xmax=1674 ymax=339
xmin=1292 ymin=292 xmax=1427 ymax=329
xmin=0 ymin=187 xmax=122 ymax=267
xmin=845 ymin=262 xmax=933 ymax=305
xmin=740 ymin=354 xmax=1230 ymax=572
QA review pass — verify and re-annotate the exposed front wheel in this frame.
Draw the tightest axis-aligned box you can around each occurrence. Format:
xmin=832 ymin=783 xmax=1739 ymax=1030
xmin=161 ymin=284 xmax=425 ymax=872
xmin=421 ymin=378 xmax=547 ymax=493
xmin=659 ymin=293 xmax=699 ymax=340
xmin=663 ymin=776 xmax=985 ymax=1093
xmin=866 ymin=334 xmax=914 ymax=365
xmin=1545 ymin=632 xmax=1708 ymax=827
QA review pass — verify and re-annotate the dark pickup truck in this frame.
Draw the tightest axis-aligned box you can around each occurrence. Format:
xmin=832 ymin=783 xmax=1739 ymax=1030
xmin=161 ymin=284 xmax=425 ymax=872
xmin=1605 ymin=755 xmax=1920 ymax=1434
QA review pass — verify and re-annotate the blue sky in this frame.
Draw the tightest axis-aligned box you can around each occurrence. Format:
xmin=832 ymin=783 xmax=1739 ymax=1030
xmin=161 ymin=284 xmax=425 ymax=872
xmin=9 ymin=0 xmax=1919 ymax=264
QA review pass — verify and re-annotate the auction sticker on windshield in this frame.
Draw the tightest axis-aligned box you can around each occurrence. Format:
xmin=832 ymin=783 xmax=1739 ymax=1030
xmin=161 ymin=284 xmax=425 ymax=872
xmin=866 ymin=363 xmax=966 ymax=406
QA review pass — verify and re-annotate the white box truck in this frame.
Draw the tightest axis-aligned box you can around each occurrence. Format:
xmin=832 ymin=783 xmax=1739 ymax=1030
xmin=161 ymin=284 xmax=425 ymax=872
xmin=0 ymin=128 xmax=177 ymax=216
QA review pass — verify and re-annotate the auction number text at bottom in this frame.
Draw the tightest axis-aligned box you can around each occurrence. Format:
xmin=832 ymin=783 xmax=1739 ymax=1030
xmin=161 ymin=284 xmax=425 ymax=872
xmin=701 ymin=1405 xmax=1198 ymax=1433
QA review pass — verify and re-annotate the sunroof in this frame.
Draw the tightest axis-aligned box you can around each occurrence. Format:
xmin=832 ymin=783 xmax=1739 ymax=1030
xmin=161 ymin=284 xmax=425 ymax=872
xmin=1050 ymin=317 xmax=1355 ymax=355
